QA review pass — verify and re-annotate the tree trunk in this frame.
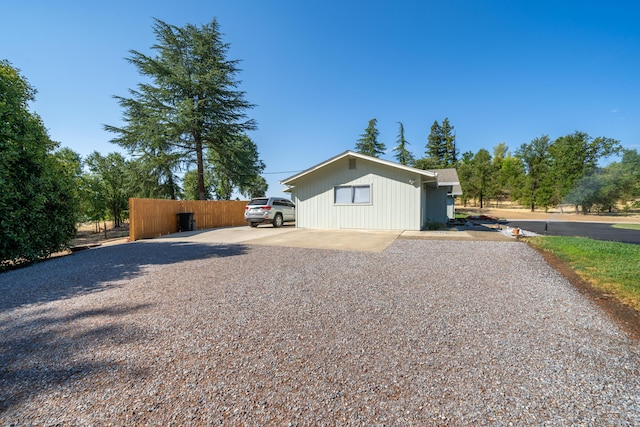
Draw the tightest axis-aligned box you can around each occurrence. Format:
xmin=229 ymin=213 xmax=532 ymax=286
xmin=195 ymin=137 xmax=206 ymax=200
xmin=168 ymin=174 xmax=176 ymax=200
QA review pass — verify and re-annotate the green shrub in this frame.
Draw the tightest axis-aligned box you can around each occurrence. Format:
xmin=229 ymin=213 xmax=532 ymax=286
xmin=1 ymin=61 xmax=79 ymax=268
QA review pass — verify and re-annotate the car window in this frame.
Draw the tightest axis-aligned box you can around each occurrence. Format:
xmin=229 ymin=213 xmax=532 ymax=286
xmin=248 ymin=198 xmax=268 ymax=206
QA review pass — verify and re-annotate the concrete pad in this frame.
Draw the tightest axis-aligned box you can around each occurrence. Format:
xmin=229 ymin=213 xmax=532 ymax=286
xmin=402 ymin=230 xmax=473 ymax=238
xmin=152 ymin=224 xmax=513 ymax=252
xmin=152 ymin=226 xmax=401 ymax=252
xmin=245 ymin=228 xmax=402 ymax=252
xmin=151 ymin=225 xmax=297 ymax=245
xmin=400 ymin=228 xmax=514 ymax=241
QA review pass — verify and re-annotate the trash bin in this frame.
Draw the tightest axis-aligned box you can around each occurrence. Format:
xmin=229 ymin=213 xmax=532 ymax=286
xmin=177 ymin=212 xmax=195 ymax=232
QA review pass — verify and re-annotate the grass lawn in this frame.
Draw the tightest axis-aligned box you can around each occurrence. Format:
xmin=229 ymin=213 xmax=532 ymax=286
xmin=612 ymin=223 xmax=640 ymax=231
xmin=527 ymin=236 xmax=640 ymax=311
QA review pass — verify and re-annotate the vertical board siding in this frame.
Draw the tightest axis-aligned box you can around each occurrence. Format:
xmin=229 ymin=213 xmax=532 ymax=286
xmin=292 ymin=158 xmax=423 ymax=230
xmin=423 ymin=187 xmax=448 ymax=224
xmin=129 ymin=198 xmax=247 ymax=241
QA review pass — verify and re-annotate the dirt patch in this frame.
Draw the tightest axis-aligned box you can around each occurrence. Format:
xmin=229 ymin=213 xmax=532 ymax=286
xmin=529 ymin=243 xmax=640 ymax=341
xmin=70 ymin=223 xmax=130 ymax=249
xmin=458 ymin=206 xmax=640 ymax=223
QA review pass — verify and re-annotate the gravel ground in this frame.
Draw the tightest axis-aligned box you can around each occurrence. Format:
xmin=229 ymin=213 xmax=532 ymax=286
xmin=1 ymin=239 xmax=639 ymax=425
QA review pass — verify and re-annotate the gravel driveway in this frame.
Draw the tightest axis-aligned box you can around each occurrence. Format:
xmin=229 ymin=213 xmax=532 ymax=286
xmin=1 ymin=238 xmax=639 ymax=425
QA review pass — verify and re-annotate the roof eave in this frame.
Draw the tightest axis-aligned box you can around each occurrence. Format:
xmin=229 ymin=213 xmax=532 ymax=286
xmin=280 ymin=150 xmax=437 ymax=185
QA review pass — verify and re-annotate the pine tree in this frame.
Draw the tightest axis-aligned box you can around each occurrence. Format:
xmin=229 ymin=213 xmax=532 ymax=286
xmin=425 ymin=118 xmax=457 ymax=167
xmin=207 ymin=134 xmax=266 ymax=200
xmin=441 ymin=118 xmax=458 ymax=166
xmin=105 ymin=18 xmax=258 ymax=200
xmin=426 ymin=120 xmax=445 ymax=164
xmin=355 ymin=118 xmax=386 ymax=158
xmin=393 ymin=122 xmax=415 ymax=165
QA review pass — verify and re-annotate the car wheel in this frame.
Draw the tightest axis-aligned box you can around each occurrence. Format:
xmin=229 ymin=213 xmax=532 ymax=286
xmin=273 ymin=214 xmax=283 ymax=228
xmin=249 ymin=222 xmax=259 ymax=228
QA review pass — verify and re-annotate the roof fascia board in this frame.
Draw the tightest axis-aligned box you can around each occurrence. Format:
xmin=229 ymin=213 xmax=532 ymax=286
xmin=281 ymin=150 xmax=437 ymax=185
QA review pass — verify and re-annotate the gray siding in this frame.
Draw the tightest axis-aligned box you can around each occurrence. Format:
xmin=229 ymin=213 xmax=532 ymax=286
xmin=447 ymin=197 xmax=455 ymax=220
xmin=423 ymin=186 xmax=449 ymax=225
xmin=290 ymin=157 xmax=423 ymax=230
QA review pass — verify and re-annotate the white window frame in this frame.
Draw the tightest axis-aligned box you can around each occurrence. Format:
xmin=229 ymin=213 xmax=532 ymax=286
xmin=334 ymin=185 xmax=371 ymax=205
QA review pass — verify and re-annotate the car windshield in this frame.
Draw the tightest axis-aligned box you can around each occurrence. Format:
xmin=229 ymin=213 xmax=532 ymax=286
xmin=248 ymin=198 xmax=269 ymax=206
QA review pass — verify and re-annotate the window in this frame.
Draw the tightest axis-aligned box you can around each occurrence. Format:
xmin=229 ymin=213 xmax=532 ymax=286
xmin=335 ymin=187 xmax=352 ymax=204
xmin=334 ymin=185 xmax=371 ymax=204
xmin=248 ymin=198 xmax=268 ymax=206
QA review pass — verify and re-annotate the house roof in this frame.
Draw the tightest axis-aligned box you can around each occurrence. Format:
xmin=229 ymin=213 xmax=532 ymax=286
xmin=427 ymin=168 xmax=463 ymax=195
xmin=280 ymin=150 xmax=438 ymax=185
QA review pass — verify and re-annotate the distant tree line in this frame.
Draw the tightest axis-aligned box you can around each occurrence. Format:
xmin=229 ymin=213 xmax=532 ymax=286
xmin=355 ymin=118 xmax=639 ymax=214
xmin=356 ymin=117 xmax=458 ymax=168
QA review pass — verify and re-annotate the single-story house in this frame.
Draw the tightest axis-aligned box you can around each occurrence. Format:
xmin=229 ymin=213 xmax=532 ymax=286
xmin=280 ymin=151 xmax=461 ymax=230
xmin=426 ymin=167 xmax=463 ymax=221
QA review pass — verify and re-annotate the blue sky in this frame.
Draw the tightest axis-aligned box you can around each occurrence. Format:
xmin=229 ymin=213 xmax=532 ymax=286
xmin=3 ymin=1 xmax=639 ymax=197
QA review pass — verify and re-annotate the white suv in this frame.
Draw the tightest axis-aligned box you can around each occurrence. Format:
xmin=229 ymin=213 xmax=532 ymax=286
xmin=244 ymin=197 xmax=296 ymax=228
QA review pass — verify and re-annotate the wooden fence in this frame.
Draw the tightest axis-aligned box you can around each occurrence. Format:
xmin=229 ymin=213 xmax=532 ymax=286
xmin=129 ymin=198 xmax=248 ymax=241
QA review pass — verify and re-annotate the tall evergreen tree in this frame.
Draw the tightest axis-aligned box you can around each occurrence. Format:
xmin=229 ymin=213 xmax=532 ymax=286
xmin=241 ymin=175 xmax=268 ymax=199
xmin=393 ymin=122 xmax=415 ymax=165
xmin=456 ymin=151 xmax=475 ymax=206
xmin=441 ymin=118 xmax=458 ymax=166
xmin=105 ymin=18 xmax=258 ymax=200
xmin=426 ymin=120 xmax=445 ymax=164
xmin=414 ymin=156 xmax=442 ymax=170
xmin=355 ymin=118 xmax=386 ymax=158
xmin=207 ymin=134 xmax=266 ymax=200
xmin=425 ymin=118 xmax=457 ymax=167
xmin=128 ymin=149 xmax=182 ymax=200
xmin=182 ymin=169 xmax=215 ymax=200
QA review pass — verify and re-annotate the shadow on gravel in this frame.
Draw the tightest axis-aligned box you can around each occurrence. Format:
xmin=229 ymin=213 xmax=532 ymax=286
xmin=0 ymin=241 xmax=249 ymax=312
xmin=0 ymin=303 xmax=151 ymax=414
